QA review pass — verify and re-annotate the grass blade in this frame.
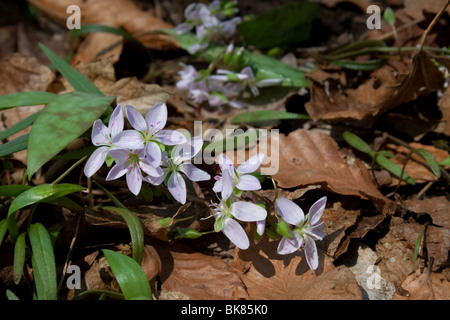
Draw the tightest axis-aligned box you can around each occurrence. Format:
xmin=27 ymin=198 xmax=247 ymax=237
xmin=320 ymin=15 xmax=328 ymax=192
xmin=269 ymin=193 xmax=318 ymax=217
xmin=0 ymin=111 xmax=40 ymax=141
xmin=342 ymin=131 xmax=372 ymax=154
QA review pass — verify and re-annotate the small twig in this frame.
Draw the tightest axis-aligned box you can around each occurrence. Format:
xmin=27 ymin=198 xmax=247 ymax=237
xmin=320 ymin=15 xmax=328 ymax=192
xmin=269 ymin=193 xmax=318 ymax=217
xmin=418 ymin=0 xmax=450 ymax=54
xmin=415 ymin=181 xmax=434 ymax=199
xmin=57 ymin=211 xmax=83 ymax=295
xmin=375 ymin=17 xmax=425 ymax=42
xmin=427 ymin=257 xmax=437 ymax=300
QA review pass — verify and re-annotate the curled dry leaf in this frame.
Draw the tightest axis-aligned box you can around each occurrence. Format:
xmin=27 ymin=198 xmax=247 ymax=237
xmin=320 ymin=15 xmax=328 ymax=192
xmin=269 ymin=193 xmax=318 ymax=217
xmin=256 ymin=129 xmax=395 ymax=216
xmin=27 ymin=0 xmax=178 ymax=50
xmin=403 ymin=0 xmax=450 ymax=20
xmin=231 ymin=234 xmax=363 ymax=300
xmin=306 ymin=53 xmax=445 ymax=123
xmin=401 ymin=196 xmax=450 ymax=229
xmin=393 ymin=268 xmax=450 ymax=300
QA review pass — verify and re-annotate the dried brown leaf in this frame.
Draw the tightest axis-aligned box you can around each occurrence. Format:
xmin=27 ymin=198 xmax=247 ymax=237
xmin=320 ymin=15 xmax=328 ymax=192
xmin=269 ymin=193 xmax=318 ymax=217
xmin=232 ymin=235 xmax=363 ymax=300
xmin=401 ymin=196 xmax=450 ymax=229
xmin=393 ymin=268 xmax=450 ymax=300
xmin=153 ymin=241 xmax=249 ymax=300
xmin=27 ymin=0 xmax=178 ymax=51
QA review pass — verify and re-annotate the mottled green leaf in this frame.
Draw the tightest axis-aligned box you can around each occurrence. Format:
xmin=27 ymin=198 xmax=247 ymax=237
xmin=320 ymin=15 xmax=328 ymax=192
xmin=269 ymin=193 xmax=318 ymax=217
xmin=27 ymin=91 xmax=115 ymax=177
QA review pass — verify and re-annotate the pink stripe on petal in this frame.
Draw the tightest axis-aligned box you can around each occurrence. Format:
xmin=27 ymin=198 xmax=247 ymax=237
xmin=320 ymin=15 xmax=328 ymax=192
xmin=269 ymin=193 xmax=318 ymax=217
xmin=125 ymin=105 xmax=147 ymax=132
xmin=304 ymin=236 xmax=319 ymax=270
xmin=126 ymin=166 xmax=142 ymax=195
xmin=277 ymin=233 xmax=302 ymax=255
xmin=84 ymin=147 xmax=108 ymax=177
xmin=222 ymin=217 xmax=249 ymax=250
xmin=168 ymin=172 xmax=187 ymax=204
xmin=145 ymin=102 xmax=167 ymax=131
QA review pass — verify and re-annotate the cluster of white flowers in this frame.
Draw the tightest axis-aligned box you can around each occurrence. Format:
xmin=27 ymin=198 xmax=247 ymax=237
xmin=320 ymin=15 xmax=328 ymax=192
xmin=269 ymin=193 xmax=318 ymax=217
xmin=175 ymin=0 xmax=242 ymax=54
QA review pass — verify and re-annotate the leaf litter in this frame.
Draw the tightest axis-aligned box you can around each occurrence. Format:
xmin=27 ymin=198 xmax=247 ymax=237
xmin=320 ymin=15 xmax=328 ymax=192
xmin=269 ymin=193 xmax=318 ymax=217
xmin=0 ymin=0 xmax=449 ymax=301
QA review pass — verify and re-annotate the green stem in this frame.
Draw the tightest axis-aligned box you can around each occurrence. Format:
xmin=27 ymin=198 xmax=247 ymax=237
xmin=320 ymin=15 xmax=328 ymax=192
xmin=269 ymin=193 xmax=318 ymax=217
xmin=51 ymin=156 xmax=87 ymax=185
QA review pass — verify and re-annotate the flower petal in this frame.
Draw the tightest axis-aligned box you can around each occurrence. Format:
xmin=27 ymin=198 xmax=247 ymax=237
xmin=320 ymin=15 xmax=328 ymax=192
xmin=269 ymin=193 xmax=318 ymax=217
xmin=172 ymin=136 xmax=203 ymax=162
xmin=304 ymin=236 xmax=319 ymax=270
xmin=108 ymin=104 xmax=124 ymax=137
xmin=145 ymin=102 xmax=167 ymax=132
xmin=218 ymin=154 xmax=234 ymax=172
xmin=126 ymin=165 xmax=142 ymax=195
xmin=107 ymin=147 xmax=130 ymax=162
xmin=237 ymin=153 xmax=265 ymax=174
xmin=230 ymin=201 xmax=267 ymax=222
xmin=221 ymin=169 xmax=233 ymax=200
xmin=276 ymin=197 xmax=304 ymax=226
xmin=125 ymin=105 xmax=147 ymax=132
xmin=168 ymin=171 xmax=187 ymax=204
xmin=222 ymin=217 xmax=249 ymax=250
xmin=236 ymin=174 xmax=261 ymax=191
xmin=112 ymin=130 xmax=144 ymax=149
xmin=156 ymin=130 xmax=187 ymax=145
xmin=308 ymin=196 xmax=327 ymax=225
xmin=256 ymin=220 xmax=266 ymax=236
xmin=277 ymin=233 xmax=303 ymax=255
xmin=140 ymin=158 xmax=163 ymax=177
xmin=179 ymin=163 xmax=210 ymax=182
xmin=106 ymin=161 xmax=129 ymax=181
xmin=145 ymin=142 xmax=162 ymax=168
xmin=143 ymin=169 xmax=167 ymax=186
xmin=91 ymin=119 xmax=109 ymax=146
xmin=84 ymin=147 xmax=108 ymax=177
xmin=212 ymin=178 xmax=222 ymax=194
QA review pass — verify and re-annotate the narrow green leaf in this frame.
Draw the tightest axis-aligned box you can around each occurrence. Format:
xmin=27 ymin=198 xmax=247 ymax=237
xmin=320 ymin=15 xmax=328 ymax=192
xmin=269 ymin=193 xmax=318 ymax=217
xmin=13 ymin=232 xmax=27 ymax=284
xmin=332 ymin=59 xmax=385 ymax=71
xmin=70 ymin=24 xmax=141 ymax=45
xmin=371 ymin=152 xmax=416 ymax=185
xmin=29 ymin=223 xmax=57 ymax=300
xmin=103 ymin=206 xmax=144 ymax=264
xmin=439 ymin=156 xmax=450 ymax=166
xmin=231 ymin=110 xmax=309 ymax=124
xmin=102 ymin=249 xmax=152 ymax=300
xmin=39 ymin=43 xmax=103 ymax=95
xmin=0 ymin=91 xmax=56 ymax=111
xmin=343 ymin=131 xmax=372 ymax=154
xmin=0 ymin=134 xmax=29 ymax=158
xmin=6 ymin=289 xmax=20 ymax=300
xmin=0 ymin=111 xmax=40 ymax=141
xmin=203 ymin=129 xmax=261 ymax=155
xmin=27 ymin=91 xmax=115 ymax=177
xmin=0 ymin=219 xmax=8 ymax=246
xmin=416 ymin=148 xmax=441 ymax=178
xmin=237 ymin=2 xmax=320 ymax=49
xmin=7 ymin=183 xmax=85 ymax=217
xmin=413 ymin=224 xmax=427 ymax=262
